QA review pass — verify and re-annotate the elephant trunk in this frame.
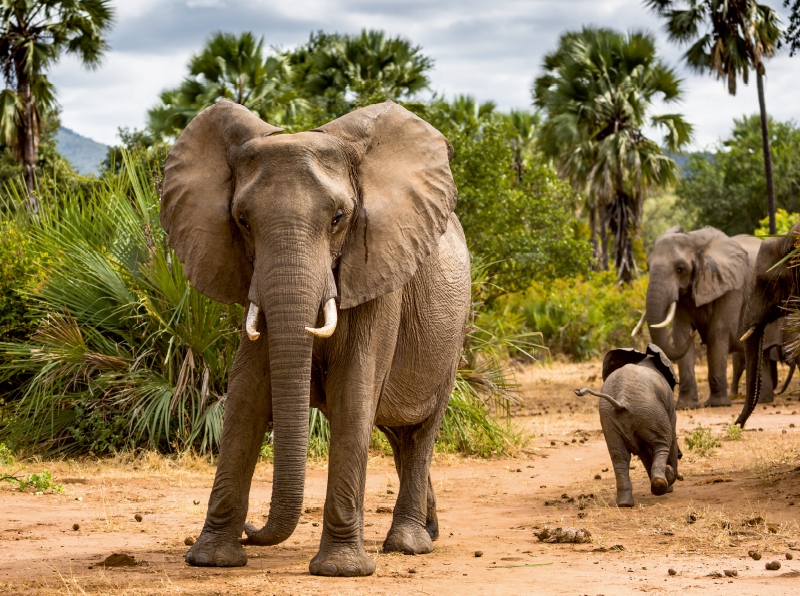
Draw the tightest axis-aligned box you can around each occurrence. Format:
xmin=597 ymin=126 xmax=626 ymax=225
xmin=645 ymin=284 xmax=693 ymax=361
xmin=736 ymin=327 xmax=765 ymax=428
xmin=245 ymin=248 xmax=328 ymax=545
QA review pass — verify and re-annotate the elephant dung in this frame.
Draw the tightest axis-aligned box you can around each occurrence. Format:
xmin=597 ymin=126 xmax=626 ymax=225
xmin=534 ymin=526 xmax=591 ymax=544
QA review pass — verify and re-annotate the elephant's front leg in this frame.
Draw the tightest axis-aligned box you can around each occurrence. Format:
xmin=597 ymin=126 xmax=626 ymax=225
xmin=186 ymin=332 xmax=271 ymax=567
xmin=759 ymin=350 xmax=777 ymax=404
xmin=674 ymin=326 xmax=699 ymax=409
xmin=704 ymin=334 xmax=731 ymax=407
xmin=731 ymin=352 xmax=745 ymax=397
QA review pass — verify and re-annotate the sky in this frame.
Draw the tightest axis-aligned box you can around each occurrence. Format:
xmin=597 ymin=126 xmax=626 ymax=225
xmin=49 ymin=0 xmax=799 ymax=149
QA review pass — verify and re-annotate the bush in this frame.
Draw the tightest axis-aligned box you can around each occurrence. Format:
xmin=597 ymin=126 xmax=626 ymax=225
xmin=505 ymin=272 xmax=647 ymax=360
xmin=0 ymin=220 xmax=41 ymax=342
xmin=684 ymin=425 xmax=720 ymax=456
xmin=753 ymin=208 xmax=800 ymax=236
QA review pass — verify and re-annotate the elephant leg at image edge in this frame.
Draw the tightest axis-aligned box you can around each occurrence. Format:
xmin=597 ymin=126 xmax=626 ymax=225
xmin=186 ymin=335 xmax=271 ymax=567
xmin=759 ymin=351 xmax=776 ymax=404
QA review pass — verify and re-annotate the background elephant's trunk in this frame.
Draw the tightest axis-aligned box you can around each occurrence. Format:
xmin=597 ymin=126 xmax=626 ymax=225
xmin=245 ymin=251 xmax=324 ymax=545
xmin=737 ymin=328 xmax=764 ymax=428
xmin=645 ymin=282 xmax=691 ymax=361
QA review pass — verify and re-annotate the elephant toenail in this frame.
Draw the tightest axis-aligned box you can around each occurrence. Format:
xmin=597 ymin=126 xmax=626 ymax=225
xmin=194 ymin=553 xmax=209 ymax=565
xmin=322 ymin=563 xmax=338 ymax=575
xmin=343 ymin=565 xmax=358 ymax=576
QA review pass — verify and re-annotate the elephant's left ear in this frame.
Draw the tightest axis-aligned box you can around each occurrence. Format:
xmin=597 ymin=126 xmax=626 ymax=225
xmin=315 ymin=101 xmax=457 ymax=309
xmin=645 ymin=344 xmax=678 ymax=391
xmin=692 ymin=229 xmax=749 ymax=306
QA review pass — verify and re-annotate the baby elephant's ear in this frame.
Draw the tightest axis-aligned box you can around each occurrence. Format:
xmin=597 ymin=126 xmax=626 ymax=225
xmin=602 ymin=348 xmax=646 ymax=381
xmin=315 ymin=100 xmax=457 ymax=309
xmin=646 ymin=344 xmax=678 ymax=390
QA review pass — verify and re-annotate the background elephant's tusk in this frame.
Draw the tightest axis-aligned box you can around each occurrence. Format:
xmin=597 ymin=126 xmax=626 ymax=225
xmin=651 ymin=302 xmax=676 ymax=329
xmin=246 ymin=303 xmax=261 ymax=341
xmin=631 ymin=311 xmax=646 ymax=337
xmin=305 ymin=298 xmax=337 ymax=338
xmin=740 ymin=325 xmax=757 ymax=342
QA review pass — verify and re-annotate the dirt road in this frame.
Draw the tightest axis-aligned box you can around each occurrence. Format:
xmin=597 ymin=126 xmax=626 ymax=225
xmin=0 ymin=359 xmax=798 ymax=595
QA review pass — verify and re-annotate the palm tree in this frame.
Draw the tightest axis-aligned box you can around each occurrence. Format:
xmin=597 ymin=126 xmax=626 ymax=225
xmin=0 ymin=0 xmax=114 ymax=203
xmin=645 ymin=0 xmax=782 ymax=233
xmin=148 ymin=32 xmax=307 ymax=139
xmin=298 ymin=29 xmax=433 ymax=117
xmin=534 ymin=28 xmax=692 ymax=283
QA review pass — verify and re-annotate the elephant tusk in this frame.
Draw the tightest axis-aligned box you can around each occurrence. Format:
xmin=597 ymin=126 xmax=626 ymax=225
xmin=246 ymin=302 xmax=261 ymax=341
xmin=651 ymin=301 xmax=676 ymax=329
xmin=305 ymin=298 xmax=337 ymax=338
xmin=740 ymin=325 xmax=757 ymax=342
xmin=631 ymin=311 xmax=646 ymax=337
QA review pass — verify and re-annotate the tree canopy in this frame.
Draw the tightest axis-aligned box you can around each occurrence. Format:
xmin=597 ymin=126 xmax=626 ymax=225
xmin=533 ymin=27 xmax=691 ymax=282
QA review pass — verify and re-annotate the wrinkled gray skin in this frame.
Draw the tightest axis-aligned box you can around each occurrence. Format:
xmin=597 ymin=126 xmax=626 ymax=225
xmin=158 ymin=100 xmax=471 ymax=577
xmin=644 ymin=227 xmax=770 ymax=409
xmin=575 ymin=345 xmax=681 ymax=507
xmin=737 ymin=221 xmax=800 ymax=427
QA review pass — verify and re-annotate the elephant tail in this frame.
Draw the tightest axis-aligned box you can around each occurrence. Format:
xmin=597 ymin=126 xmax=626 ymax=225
xmin=778 ymin=362 xmax=795 ymax=395
xmin=574 ymin=388 xmax=626 ymax=411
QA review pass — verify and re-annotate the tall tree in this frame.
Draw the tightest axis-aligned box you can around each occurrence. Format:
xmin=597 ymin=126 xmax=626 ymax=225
xmin=148 ymin=31 xmax=306 ymax=140
xmin=645 ymin=0 xmax=782 ymax=233
xmin=786 ymin=1 xmax=800 ymax=55
xmin=0 ymin=0 xmax=114 ymax=203
xmin=534 ymin=27 xmax=692 ymax=283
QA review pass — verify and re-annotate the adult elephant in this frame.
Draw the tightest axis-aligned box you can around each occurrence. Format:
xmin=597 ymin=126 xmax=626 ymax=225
xmin=159 ymin=99 xmax=471 ymax=576
xmin=633 ymin=227 xmax=763 ymax=409
xmin=737 ymin=222 xmax=800 ymax=427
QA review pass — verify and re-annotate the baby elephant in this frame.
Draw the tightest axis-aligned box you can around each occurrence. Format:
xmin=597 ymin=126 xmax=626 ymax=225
xmin=574 ymin=344 xmax=681 ymax=507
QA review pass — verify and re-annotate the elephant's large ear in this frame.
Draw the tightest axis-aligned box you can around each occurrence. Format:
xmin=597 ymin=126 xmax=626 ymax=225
xmin=645 ymin=344 xmax=678 ymax=390
xmin=691 ymin=228 xmax=749 ymax=307
xmin=159 ymin=100 xmax=283 ymax=305
xmin=602 ymin=348 xmax=646 ymax=382
xmin=315 ymin=101 xmax=457 ymax=309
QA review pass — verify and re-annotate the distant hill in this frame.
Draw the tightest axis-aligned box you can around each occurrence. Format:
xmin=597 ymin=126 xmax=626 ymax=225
xmin=55 ymin=127 xmax=109 ymax=176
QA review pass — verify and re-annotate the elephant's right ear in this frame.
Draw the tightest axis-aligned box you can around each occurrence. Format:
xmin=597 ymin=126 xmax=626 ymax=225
xmin=691 ymin=228 xmax=749 ymax=307
xmin=160 ymin=100 xmax=283 ymax=305
xmin=602 ymin=348 xmax=646 ymax=381
xmin=645 ymin=344 xmax=678 ymax=390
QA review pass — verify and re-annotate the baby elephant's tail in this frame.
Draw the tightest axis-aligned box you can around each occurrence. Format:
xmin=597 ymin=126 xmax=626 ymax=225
xmin=574 ymin=388 xmax=625 ymax=411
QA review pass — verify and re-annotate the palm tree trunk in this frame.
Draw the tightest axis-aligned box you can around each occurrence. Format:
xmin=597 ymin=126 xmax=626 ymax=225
xmin=757 ymin=70 xmax=776 ymax=234
xmin=17 ymin=72 xmax=39 ymax=213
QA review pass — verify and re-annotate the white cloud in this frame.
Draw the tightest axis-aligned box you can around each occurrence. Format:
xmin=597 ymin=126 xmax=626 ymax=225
xmin=47 ymin=0 xmax=799 ymax=149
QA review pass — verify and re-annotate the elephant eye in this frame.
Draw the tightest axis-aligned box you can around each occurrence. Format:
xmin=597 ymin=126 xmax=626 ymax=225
xmin=238 ymin=215 xmax=249 ymax=230
xmin=677 ymin=266 xmax=684 ymax=274
xmin=332 ymin=209 xmax=344 ymax=227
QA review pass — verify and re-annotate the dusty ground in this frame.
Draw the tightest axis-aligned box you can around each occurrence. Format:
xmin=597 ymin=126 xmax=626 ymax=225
xmin=1 ymin=359 xmax=799 ymax=595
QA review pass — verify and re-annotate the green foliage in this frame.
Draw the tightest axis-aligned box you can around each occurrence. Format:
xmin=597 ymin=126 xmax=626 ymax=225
xmin=420 ymin=99 xmax=591 ymax=298
xmin=505 ymin=272 xmax=648 ymax=361
xmin=677 ymin=116 xmax=800 ymax=235
xmin=0 ymin=220 xmax=39 ymax=342
xmin=0 ymin=443 xmax=14 ymax=466
xmin=684 ymin=425 xmax=720 ymax=456
xmin=0 ymin=152 xmax=239 ymax=455
xmin=1 ymin=468 xmax=62 ymax=493
xmin=753 ymin=208 xmax=800 ymax=236
xmin=726 ymin=423 xmax=742 ymax=441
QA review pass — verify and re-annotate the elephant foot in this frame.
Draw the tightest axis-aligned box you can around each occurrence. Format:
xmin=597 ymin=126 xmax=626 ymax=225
xmin=665 ymin=465 xmax=677 ymax=486
xmin=703 ymin=395 xmax=732 ymax=408
xmin=425 ymin=514 xmax=439 ymax=541
xmin=676 ymin=399 xmax=702 ymax=410
xmin=758 ymin=393 xmax=775 ymax=404
xmin=650 ymin=477 xmax=669 ymax=496
xmin=615 ymin=490 xmax=634 ymax=508
xmin=309 ymin=544 xmax=376 ymax=577
xmin=666 ymin=484 xmax=674 ymax=493
xmin=383 ymin=524 xmax=434 ymax=555
xmin=185 ymin=529 xmax=247 ymax=567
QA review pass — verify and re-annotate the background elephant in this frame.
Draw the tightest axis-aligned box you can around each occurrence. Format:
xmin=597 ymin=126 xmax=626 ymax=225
xmin=159 ymin=99 xmax=471 ymax=576
xmin=737 ymin=221 xmax=800 ymax=427
xmin=634 ymin=226 xmax=764 ymax=409
xmin=575 ymin=344 xmax=680 ymax=507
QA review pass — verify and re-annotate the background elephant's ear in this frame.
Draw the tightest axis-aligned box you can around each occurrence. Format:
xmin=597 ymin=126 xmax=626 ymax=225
xmin=691 ymin=228 xmax=749 ymax=306
xmin=316 ymin=101 xmax=457 ymax=309
xmin=602 ymin=348 xmax=646 ymax=381
xmin=645 ymin=344 xmax=678 ymax=390
xmin=160 ymin=99 xmax=283 ymax=305
xmin=664 ymin=225 xmax=684 ymax=235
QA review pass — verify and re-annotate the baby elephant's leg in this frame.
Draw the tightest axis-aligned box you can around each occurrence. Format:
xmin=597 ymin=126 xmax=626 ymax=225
xmin=648 ymin=448 xmax=671 ymax=496
xmin=611 ymin=451 xmax=634 ymax=507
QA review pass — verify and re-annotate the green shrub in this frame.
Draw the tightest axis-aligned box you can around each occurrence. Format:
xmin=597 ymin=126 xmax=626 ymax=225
xmin=753 ymin=208 xmax=800 ymax=236
xmin=0 ymin=220 xmax=41 ymax=342
xmin=505 ymin=272 xmax=647 ymax=360
xmin=0 ymin=443 xmax=13 ymax=466
xmin=684 ymin=425 xmax=720 ymax=456
xmin=1 ymin=469 xmax=62 ymax=493
xmin=726 ymin=423 xmax=742 ymax=441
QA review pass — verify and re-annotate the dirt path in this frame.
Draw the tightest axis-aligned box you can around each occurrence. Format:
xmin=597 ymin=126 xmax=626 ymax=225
xmin=1 ymin=359 xmax=798 ymax=595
